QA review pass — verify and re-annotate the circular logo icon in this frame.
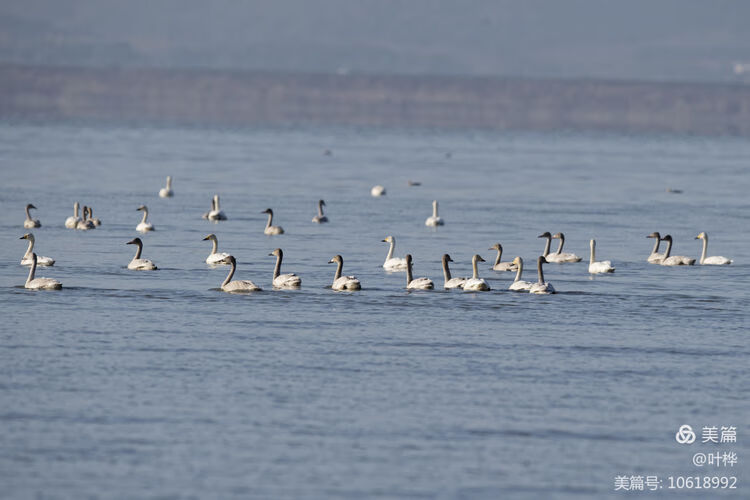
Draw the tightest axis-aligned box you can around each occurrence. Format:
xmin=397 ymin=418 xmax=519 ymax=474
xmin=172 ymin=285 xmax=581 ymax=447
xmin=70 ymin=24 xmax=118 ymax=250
xmin=675 ymin=424 xmax=696 ymax=444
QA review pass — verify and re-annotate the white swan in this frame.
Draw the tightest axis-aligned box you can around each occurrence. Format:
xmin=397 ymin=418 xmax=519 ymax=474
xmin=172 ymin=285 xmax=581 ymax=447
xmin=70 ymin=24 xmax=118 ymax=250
xmin=463 ymin=254 xmax=491 ymax=291
xmin=508 ymin=257 xmax=533 ymax=291
xmin=87 ymin=206 xmax=101 ymax=226
xmin=489 ymin=243 xmax=517 ymax=271
xmin=312 ymin=199 xmax=328 ymax=223
xmin=220 ymin=256 xmax=262 ymax=292
xmin=529 ymin=256 xmax=555 ymax=294
xmin=208 ymin=194 xmax=227 ymax=221
xmin=381 ymin=236 xmax=407 ymax=271
xmin=262 ymin=208 xmax=284 ymax=235
xmin=660 ymin=235 xmax=695 ymax=266
xmin=136 ymin=205 xmax=154 ymax=232
xmin=329 ymin=254 xmax=361 ymax=290
xmin=24 ymin=204 xmax=41 ymax=228
xmin=75 ymin=205 xmax=95 ymax=230
xmin=546 ymin=232 xmax=582 ymax=262
xmin=126 ymin=238 xmax=157 ymax=270
xmin=371 ymin=185 xmax=386 ymax=197
xmin=202 ymin=234 xmax=233 ymax=265
xmin=23 ymin=253 xmax=62 ymax=290
xmin=269 ymin=248 xmax=301 ymax=288
xmin=441 ymin=254 xmax=467 ymax=289
xmin=65 ymin=202 xmax=81 ymax=229
xmin=588 ymin=239 xmax=615 ymax=274
xmin=405 ymin=254 xmax=434 ymax=289
xmin=695 ymin=232 xmax=732 ymax=265
xmin=19 ymin=233 xmax=55 ymax=266
xmin=646 ymin=232 xmax=665 ymax=264
xmin=159 ymin=176 xmax=174 ymax=198
xmin=425 ymin=200 xmax=444 ymax=226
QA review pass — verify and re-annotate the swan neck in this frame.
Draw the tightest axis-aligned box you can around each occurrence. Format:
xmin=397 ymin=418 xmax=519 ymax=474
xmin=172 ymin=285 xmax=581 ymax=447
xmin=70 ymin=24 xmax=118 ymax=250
xmin=334 ymin=260 xmax=343 ymax=281
xmin=211 ymin=237 xmax=218 ymax=255
xmin=223 ymin=259 xmax=235 ymax=287
xmin=386 ymin=240 xmax=395 ymax=261
xmin=472 ymin=257 xmax=479 ymax=279
xmin=442 ymin=257 xmax=452 ymax=281
xmin=273 ymin=254 xmax=282 ymax=279
xmin=493 ymin=248 xmax=502 ymax=267
xmin=406 ymin=260 xmax=413 ymax=285
xmin=555 ymin=236 xmax=564 ymax=254
xmin=318 ymin=201 xmax=324 ymax=217
xmin=432 ymin=201 xmax=438 ymax=218
xmin=141 ymin=210 xmax=148 ymax=224
xmin=651 ymin=236 xmax=660 ymax=255
xmin=213 ymin=196 xmax=220 ymax=210
xmin=133 ymin=241 xmax=143 ymax=260
xmin=74 ymin=202 xmax=79 ymax=217
xmin=166 ymin=176 xmax=172 ymax=188
xmin=589 ymin=240 xmax=596 ymax=264
xmin=514 ymin=259 xmax=523 ymax=282
xmin=266 ymin=212 xmax=273 ymax=229
xmin=663 ymin=238 xmax=672 ymax=258
xmin=25 ymin=205 xmax=32 ymax=219
xmin=27 ymin=256 xmax=36 ymax=284
xmin=543 ymin=237 xmax=551 ymax=257
xmin=700 ymin=237 xmax=707 ymax=265
xmin=24 ymin=238 xmax=34 ymax=257
xmin=537 ymin=259 xmax=545 ymax=284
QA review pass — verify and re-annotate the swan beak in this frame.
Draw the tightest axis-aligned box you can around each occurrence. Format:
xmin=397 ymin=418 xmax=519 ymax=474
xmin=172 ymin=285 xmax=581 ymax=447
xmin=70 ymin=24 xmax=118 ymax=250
xmin=202 ymin=236 xmax=210 ymax=240
xmin=381 ymin=239 xmax=387 ymax=242
xmin=29 ymin=204 xmax=36 ymax=209
xmin=477 ymin=256 xmax=486 ymax=262
xmin=537 ymin=234 xmax=545 ymax=238
xmin=268 ymin=252 xmax=274 ymax=256
xmin=328 ymin=259 xmax=334 ymax=264
xmin=19 ymin=235 xmax=26 ymax=239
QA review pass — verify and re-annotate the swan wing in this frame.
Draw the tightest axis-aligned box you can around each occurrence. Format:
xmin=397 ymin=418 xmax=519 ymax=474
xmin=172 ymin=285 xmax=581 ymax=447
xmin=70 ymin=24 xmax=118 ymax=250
xmin=703 ymin=256 xmax=732 ymax=265
xmin=444 ymin=277 xmax=467 ymax=289
xmin=463 ymin=278 xmax=490 ymax=291
xmin=407 ymin=277 xmax=433 ymax=289
xmin=508 ymin=280 xmax=533 ymax=291
xmin=274 ymin=273 xmax=301 ymax=288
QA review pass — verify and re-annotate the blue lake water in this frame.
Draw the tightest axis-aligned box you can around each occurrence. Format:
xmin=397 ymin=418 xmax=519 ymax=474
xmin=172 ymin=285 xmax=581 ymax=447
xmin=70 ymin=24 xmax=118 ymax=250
xmin=0 ymin=122 xmax=748 ymax=498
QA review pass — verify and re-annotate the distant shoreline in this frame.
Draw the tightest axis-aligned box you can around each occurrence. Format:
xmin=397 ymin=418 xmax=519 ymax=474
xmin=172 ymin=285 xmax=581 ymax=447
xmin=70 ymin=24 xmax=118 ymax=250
xmin=1 ymin=64 xmax=749 ymax=136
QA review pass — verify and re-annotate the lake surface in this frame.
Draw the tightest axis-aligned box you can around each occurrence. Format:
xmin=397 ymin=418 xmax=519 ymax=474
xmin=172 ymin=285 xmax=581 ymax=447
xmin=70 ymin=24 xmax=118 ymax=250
xmin=0 ymin=123 xmax=748 ymax=498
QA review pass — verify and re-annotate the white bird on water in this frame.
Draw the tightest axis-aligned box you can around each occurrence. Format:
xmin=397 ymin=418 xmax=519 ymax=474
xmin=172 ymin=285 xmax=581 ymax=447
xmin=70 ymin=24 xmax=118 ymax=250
xmin=76 ymin=205 xmax=95 ymax=230
xmin=202 ymin=234 xmax=233 ymax=265
xmin=262 ymin=209 xmax=284 ymax=235
xmin=695 ymin=232 xmax=732 ymax=265
xmin=65 ymin=202 xmax=81 ymax=229
xmin=646 ymin=232 xmax=665 ymax=264
xmin=508 ymin=257 xmax=533 ymax=291
xmin=371 ymin=185 xmax=386 ymax=197
xmin=488 ymin=243 xmax=517 ymax=271
xmin=588 ymin=239 xmax=615 ymax=274
xmin=381 ymin=236 xmax=407 ymax=271
xmin=328 ymin=255 xmax=361 ymax=290
xmin=269 ymin=248 xmax=301 ymax=288
xmin=219 ymin=256 xmax=262 ymax=292
xmin=425 ymin=200 xmax=444 ymax=226
xmin=23 ymin=204 xmax=41 ymax=228
xmin=404 ymin=254 xmax=434 ymax=290
xmin=126 ymin=238 xmax=157 ymax=270
xmin=136 ymin=205 xmax=154 ymax=232
xmin=23 ymin=253 xmax=62 ymax=290
xmin=529 ymin=256 xmax=555 ymax=294
xmin=463 ymin=254 xmax=491 ymax=291
xmin=19 ymin=233 xmax=55 ymax=266
xmin=312 ymin=199 xmax=328 ymax=223
xmin=441 ymin=254 xmax=467 ymax=289
xmin=208 ymin=195 xmax=227 ymax=221
xmin=159 ymin=176 xmax=174 ymax=198
xmin=660 ymin=235 xmax=695 ymax=266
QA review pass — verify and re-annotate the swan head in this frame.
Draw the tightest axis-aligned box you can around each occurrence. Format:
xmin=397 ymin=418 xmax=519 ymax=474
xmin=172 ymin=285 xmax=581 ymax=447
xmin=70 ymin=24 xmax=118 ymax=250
xmin=381 ymin=236 xmax=394 ymax=243
xmin=319 ymin=200 xmax=326 ymax=206
xmin=137 ymin=205 xmax=147 ymax=212
xmin=202 ymin=234 xmax=216 ymax=241
xmin=473 ymin=254 xmax=486 ymax=263
xmin=512 ymin=256 xmax=522 ymax=265
xmin=646 ymin=232 xmax=661 ymax=239
xmin=26 ymin=203 xmax=36 ymax=210
xmin=328 ymin=254 xmax=343 ymax=264
xmin=166 ymin=175 xmax=172 ymax=183
xmin=442 ymin=254 xmax=453 ymax=263
xmin=261 ymin=208 xmax=273 ymax=215
xmin=551 ymin=232 xmax=564 ymax=239
xmin=695 ymin=232 xmax=707 ymax=240
xmin=126 ymin=237 xmax=143 ymax=246
xmin=269 ymin=248 xmax=283 ymax=258
xmin=661 ymin=234 xmax=673 ymax=242
xmin=488 ymin=243 xmax=502 ymax=251
xmin=538 ymin=256 xmax=548 ymax=264
xmin=537 ymin=232 xmax=551 ymax=239
xmin=590 ymin=239 xmax=596 ymax=247
xmin=227 ymin=255 xmax=236 ymax=265
xmin=20 ymin=233 xmax=32 ymax=240
xmin=405 ymin=254 xmax=413 ymax=265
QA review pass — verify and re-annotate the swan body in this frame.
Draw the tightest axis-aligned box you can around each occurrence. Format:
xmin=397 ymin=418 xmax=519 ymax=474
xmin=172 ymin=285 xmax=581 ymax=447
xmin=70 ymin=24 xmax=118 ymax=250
xmin=588 ymin=239 xmax=615 ymax=274
xmin=19 ymin=233 xmax=55 ymax=266
xmin=329 ymin=255 xmax=361 ymax=290
xmin=371 ymin=185 xmax=386 ymax=197
xmin=463 ymin=254 xmax=490 ymax=291
xmin=508 ymin=257 xmax=533 ymax=291
xmin=24 ymin=253 xmax=62 ymax=290
xmin=208 ymin=195 xmax=227 ymax=221
xmin=529 ymin=256 xmax=555 ymax=294
xmin=220 ymin=256 xmax=261 ymax=292
xmin=312 ymin=199 xmax=328 ymax=223
xmin=75 ymin=205 xmax=96 ymax=230
xmin=65 ymin=202 xmax=81 ymax=229
xmin=660 ymin=235 xmax=695 ymax=266
xmin=87 ymin=206 xmax=101 ymax=226
xmin=262 ymin=209 xmax=284 ymax=235
xmin=405 ymin=254 xmax=434 ymax=289
xmin=543 ymin=232 xmax=581 ymax=263
xmin=441 ymin=254 xmax=467 ymax=289
xmin=203 ymin=234 xmax=232 ymax=265
xmin=269 ymin=248 xmax=301 ymax=288
xmin=382 ymin=236 xmax=407 ymax=271
xmin=695 ymin=232 xmax=732 ymax=265
xmin=136 ymin=205 xmax=154 ymax=232
xmin=24 ymin=204 xmax=41 ymax=228
xmin=126 ymin=238 xmax=157 ymax=270
xmin=425 ymin=200 xmax=444 ymax=226
xmin=159 ymin=176 xmax=174 ymax=198
xmin=489 ymin=243 xmax=517 ymax=271
xmin=646 ymin=232 xmax=665 ymax=263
